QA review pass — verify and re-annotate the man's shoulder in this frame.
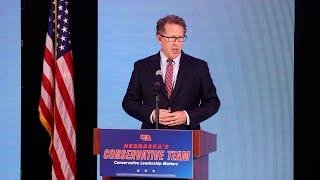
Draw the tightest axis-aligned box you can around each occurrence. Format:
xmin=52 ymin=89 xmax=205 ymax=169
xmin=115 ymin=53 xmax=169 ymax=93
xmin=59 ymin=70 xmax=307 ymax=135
xmin=182 ymin=52 xmax=207 ymax=65
xmin=135 ymin=53 xmax=159 ymax=65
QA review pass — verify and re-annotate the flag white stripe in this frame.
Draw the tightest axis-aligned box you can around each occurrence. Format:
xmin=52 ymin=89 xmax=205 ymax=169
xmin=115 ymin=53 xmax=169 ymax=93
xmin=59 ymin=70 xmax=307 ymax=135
xmin=46 ymin=34 xmax=53 ymax=54
xmin=53 ymin=124 xmax=74 ymax=179
xmin=51 ymin=166 xmax=57 ymax=180
xmin=57 ymin=57 xmax=75 ymax=106
xmin=43 ymin=60 xmax=54 ymax=88
xmin=55 ymin=81 xmax=76 ymax=152
xmin=52 ymin=166 xmax=57 ymax=180
xmin=41 ymin=86 xmax=53 ymax=115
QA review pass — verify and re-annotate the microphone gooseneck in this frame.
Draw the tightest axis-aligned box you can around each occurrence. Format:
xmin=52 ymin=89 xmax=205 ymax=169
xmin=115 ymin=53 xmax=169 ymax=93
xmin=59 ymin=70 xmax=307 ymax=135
xmin=154 ymin=70 xmax=162 ymax=129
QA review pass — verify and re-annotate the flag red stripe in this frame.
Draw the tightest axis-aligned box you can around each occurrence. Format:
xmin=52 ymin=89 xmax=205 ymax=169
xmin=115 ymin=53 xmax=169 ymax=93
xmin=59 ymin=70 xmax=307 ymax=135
xmin=39 ymin=98 xmax=53 ymax=128
xmin=55 ymin=66 xmax=76 ymax=129
xmin=41 ymin=74 xmax=55 ymax=100
xmin=51 ymin=145 xmax=66 ymax=180
xmin=54 ymin=102 xmax=77 ymax=176
xmin=44 ymin=46 xmax=54 ymax=69
xmin=63 ymin=51 xmax=74 ymax=79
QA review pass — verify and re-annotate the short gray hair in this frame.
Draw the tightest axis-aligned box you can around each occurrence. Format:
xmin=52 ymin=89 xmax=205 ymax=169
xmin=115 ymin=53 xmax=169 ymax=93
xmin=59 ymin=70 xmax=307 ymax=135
xmin=156 ymin=15 xmax=187 ymax=35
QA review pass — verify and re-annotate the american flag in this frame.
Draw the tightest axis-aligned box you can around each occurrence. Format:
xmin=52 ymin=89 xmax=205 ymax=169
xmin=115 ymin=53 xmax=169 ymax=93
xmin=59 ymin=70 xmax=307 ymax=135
xmin=38 ymin=0 xmax=76 ymax=179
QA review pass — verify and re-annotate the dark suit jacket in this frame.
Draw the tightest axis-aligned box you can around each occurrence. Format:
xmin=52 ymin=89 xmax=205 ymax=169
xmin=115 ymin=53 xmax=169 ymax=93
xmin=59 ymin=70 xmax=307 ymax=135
xmin=122 ymin=51 xmax=220 ymax=130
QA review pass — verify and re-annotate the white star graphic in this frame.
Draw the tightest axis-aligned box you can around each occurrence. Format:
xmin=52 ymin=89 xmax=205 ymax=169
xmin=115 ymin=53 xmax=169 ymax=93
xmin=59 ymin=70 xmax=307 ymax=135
xmin=60 ymin=35 xmax=66 ymax=42
xmin=62 ymin=27 xmax=67 ymax=33
xmin=63 ymin=18 xmax=68 ymax=24
xmin=59 ymin=45 xmax=65 ymax=51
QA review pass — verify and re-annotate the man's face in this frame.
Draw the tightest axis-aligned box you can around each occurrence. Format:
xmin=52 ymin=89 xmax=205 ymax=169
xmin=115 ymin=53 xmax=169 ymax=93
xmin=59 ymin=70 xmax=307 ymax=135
xmin=157 ymin=23 xmax=185 ymax=59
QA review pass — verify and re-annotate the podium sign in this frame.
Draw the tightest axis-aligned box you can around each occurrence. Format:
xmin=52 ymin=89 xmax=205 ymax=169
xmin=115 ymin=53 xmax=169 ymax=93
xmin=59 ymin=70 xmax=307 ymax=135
xmin=99 ymin=129 xmax=193 ymax=179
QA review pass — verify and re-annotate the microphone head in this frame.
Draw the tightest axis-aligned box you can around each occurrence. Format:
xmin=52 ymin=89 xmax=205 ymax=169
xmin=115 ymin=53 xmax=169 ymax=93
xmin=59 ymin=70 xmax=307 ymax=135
xmin=154 ymin=70 xmax=162 ymax=94
xmin=156 ymin=70 xmax=163 ymax=76
xmin=153 ymin=82 xmax=161 ymax=93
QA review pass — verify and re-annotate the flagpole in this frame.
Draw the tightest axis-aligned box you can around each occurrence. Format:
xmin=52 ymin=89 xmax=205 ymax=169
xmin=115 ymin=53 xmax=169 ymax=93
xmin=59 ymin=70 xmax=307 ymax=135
xmin=54 ymin=0 xmax=58 ymax=62
xmin=50 ymin=0 xmax=58 ymax=159
xmin=53 ymin=0 xmax=58 ymax=126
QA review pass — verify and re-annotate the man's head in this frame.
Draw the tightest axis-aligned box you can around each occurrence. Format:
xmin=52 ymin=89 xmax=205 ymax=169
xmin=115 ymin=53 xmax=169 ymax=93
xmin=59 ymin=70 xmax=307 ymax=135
xmin=156 ymin=15 xmax=187 ymax=59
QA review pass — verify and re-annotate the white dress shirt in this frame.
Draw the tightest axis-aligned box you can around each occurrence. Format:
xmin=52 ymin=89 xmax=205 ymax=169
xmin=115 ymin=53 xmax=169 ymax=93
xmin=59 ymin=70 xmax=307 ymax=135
xmin=150 ymin=51 xmax=190 ymax=125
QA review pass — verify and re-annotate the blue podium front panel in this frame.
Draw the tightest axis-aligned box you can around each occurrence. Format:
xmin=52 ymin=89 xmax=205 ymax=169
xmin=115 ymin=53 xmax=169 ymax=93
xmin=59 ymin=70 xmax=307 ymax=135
xmin=100 ymin=129 xmax=193 ymax=179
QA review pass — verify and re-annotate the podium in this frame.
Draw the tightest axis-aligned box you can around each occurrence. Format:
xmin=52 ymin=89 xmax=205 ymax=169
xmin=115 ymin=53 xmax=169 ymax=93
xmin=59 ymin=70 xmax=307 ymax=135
xmin=93 ymin=128 xmax=216 ymax=180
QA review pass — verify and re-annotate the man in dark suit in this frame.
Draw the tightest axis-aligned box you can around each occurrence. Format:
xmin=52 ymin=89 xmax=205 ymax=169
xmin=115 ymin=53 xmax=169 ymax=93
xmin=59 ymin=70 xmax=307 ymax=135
xmin=122 ymin=15 xmax=220 ymax=130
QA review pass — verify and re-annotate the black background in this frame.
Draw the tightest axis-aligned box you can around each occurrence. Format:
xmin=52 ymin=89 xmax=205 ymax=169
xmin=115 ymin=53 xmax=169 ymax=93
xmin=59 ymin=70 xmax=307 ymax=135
xmin=294 ymin=1 xmax=318 ymax=180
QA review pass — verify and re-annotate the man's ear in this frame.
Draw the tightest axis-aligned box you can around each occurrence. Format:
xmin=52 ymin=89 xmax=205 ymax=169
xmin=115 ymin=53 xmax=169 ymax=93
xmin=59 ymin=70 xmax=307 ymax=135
xmin=156 ymin=35 xmax=161 ymax=43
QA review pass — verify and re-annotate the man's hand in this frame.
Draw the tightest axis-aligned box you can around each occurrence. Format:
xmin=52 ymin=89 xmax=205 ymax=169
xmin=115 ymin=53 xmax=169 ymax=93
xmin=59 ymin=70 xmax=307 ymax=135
xmin=158 ymin=109 xmax=186 ymax=126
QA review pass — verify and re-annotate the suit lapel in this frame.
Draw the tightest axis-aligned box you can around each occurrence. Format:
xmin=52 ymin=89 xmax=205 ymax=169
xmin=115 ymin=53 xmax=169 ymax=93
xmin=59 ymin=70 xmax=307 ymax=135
xmin=170 ymin=52 xmax=188 ymax=102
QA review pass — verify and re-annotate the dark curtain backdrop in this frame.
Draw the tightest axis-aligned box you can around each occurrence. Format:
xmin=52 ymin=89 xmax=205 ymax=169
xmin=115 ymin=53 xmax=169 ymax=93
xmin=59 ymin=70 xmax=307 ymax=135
xmin=21 ymin=0 xmax=97 ymax=179
xmin=295 ymin=1 xmax=318 ymax=180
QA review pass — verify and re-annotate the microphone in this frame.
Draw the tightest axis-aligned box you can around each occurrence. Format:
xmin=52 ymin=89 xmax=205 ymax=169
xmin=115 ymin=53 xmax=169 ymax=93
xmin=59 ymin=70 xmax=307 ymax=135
xmin=153 ymin=70 xmax=163 ymax=94
xmin=155 ymin=70 xmax=163 ymax=78
xmin=154 ymin=70 xmax=163 ymax=129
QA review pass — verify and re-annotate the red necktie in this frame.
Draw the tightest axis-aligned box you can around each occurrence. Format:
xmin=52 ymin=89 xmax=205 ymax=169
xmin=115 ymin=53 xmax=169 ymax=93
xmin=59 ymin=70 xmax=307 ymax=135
xmin=165 ymin=59 xmax=173 ymax=98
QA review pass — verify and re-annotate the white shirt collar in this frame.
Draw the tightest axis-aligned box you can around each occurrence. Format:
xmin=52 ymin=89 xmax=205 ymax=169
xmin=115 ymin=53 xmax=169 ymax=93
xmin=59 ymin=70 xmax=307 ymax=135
xmin=160 ymin=51 xmax=181 ymax=65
